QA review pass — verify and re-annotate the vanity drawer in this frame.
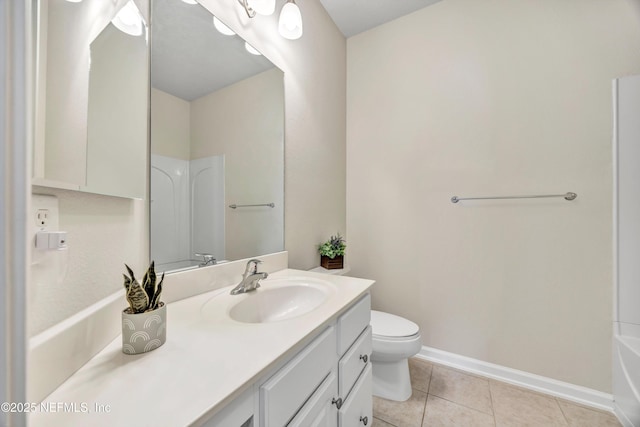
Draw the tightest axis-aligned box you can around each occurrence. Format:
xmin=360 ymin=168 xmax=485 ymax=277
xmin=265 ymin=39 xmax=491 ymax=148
xmin=260 ymin=326 xmax=337 ymax=427
xmin=338 ymin=363 xmax=372 ymax=427
xmin=337 ymin=293 xmax=371 ymax=355
xmin=338 ymin=326 xmax=372 ymax=400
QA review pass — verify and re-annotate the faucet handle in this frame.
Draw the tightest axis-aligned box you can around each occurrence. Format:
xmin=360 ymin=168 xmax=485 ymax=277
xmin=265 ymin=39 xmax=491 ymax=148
xmin=246 ymin=258 xmax=263 ymax=273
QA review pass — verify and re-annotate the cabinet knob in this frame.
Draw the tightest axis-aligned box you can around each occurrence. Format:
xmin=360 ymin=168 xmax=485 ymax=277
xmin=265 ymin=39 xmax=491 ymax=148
xmin=332 ymin=397 xmax=343 ymax=409
xmin=359 ymin=354 xmax=368 ymax=363
xmin=360 ymin=416 xmax=369 ymax=425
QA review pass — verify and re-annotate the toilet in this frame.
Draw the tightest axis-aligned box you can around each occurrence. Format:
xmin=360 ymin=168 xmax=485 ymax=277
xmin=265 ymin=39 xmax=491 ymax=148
xmin=370 ymin=310 xmax=422 ymax=401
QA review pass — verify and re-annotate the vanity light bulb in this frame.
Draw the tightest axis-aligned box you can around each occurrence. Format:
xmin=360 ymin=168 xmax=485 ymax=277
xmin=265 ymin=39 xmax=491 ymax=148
xmin=278 ymin=0 xmax=302 ymax=40
xmin=181 ymin=0 xmax=198 ymax=4
xmin=248 ymin=0 xmax=275 ymax=16
xmin=244 ymin=42 xmax=262 ymax=56
xmin=213 ymin=17 xmax=236 ymax=36
xmin=111 ymin=0 xmax=143 ymax=36
xmin=64 ymin=0 xmax=83 ymax=3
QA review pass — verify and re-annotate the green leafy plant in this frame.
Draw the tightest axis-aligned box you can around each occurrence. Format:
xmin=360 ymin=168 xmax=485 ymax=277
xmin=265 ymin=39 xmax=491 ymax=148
xmin=123 ymin=261 xmax=164 ymax=314
xmin=318 ymin=233 xmax=346 ymax=259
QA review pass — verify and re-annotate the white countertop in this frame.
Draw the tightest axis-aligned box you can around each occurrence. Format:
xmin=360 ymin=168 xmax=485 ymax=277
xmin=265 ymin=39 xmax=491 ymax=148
xmin=29 ymin=269 xmax=373 ymax=427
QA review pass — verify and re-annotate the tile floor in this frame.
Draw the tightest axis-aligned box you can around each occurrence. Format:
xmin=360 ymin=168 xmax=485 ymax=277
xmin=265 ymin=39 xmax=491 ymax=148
xmin=372 ymin=358 xmax=622 ymax=427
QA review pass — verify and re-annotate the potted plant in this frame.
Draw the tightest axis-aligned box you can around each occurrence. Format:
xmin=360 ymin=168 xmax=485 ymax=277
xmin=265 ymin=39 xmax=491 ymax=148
xmin=121 ymin=261 xmax=166 ymax=355
xmin=318 ymin=233 xmax=346 ymax=270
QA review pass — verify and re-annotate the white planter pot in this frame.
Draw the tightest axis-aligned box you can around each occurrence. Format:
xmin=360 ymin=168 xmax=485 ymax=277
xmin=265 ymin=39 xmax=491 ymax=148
xmin=121 ymin=303 xmax=167 ymax=355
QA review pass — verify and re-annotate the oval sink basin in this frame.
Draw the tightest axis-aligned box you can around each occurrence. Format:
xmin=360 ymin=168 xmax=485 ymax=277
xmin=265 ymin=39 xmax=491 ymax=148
xmin=227 ymin=278 xmax=332 ymax=323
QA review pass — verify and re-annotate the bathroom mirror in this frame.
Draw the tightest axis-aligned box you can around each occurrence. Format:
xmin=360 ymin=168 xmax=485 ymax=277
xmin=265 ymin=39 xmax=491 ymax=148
xmin=33 ymin=0 xmax=149 ymax=199
xmin=150 ymin=0 xmax=284 ymax=273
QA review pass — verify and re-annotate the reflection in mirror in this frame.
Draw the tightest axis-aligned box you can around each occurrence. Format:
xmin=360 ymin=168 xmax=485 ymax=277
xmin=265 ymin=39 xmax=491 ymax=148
xmin=33 ymin=0 xmax=149 ymax=199
xmin=150 ymin=0 xmax=284 ymax=274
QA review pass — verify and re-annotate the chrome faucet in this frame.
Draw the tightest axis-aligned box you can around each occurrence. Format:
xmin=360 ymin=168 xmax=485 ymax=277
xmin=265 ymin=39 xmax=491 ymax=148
xmin=196 ymin=253 xmax=216 ymax=267
xmin=230 ymin=259 xmax=268 ymax=295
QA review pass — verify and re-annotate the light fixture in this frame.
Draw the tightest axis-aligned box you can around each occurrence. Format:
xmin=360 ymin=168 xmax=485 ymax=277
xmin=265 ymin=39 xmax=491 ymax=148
xmin=64 ymin=0 xmax=83 ymax=3
xmin=249 ymin=0 xmax=275 ymax=16
xmin=111 ymin=0 xmax=143 ymax=36
xmin=278 ymin=0 xmax=302 ymax=40
xmin=181 ymin=0 xmax=198 ymax=4
xmin=237 ymin=0 xmax=257 ymax=18
xmin=244 ymin=42 xmax=262 ymax=56
xmin=213 ymin=16 xmax=236 ymax=36
xmin=237 ymin=0 xmax=303 ymax=40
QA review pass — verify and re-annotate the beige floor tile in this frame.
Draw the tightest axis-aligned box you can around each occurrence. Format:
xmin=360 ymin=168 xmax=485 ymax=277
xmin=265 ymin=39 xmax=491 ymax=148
xmin=373 ymin=389 xmax=428 ymax=427
xmin=422 ymin=394 xmax=496 ymax=427
xmin=373 ymin=416 xmax=397 ymax=427
xmin=428 ymin=365 xmax=493 ymax=415
xmin=490 ymin=380 xmax=567 ymax=427
xmin=409 ymin=358 xmax=433 ymax=393
xmin=557 ymin=400 xmax=622 ymax=427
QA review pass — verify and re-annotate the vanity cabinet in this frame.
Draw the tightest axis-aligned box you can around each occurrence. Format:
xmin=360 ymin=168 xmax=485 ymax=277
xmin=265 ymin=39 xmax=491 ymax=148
xmin=261 ymin=293 xmax=372 ymax=427
xmin=203 ymin=293 xmax=372 ymax=427
xmin=339 ymin=364 xmax=372 ymax=427
xmin=260 ymin=326 xmax=337 ymax=426
xmin=336 ymin=295 xmax=372 ymax=427
xmin=287 ymin=372 xmax=338 ymax=427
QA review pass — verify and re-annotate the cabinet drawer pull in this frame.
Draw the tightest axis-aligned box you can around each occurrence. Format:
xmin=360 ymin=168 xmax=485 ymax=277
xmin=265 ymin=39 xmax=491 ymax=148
xmin=359 ymin=354 xmax=368 ymax=363
xmin=360 ymin=415 xmax=369 ymax=425
xmin=332 ymin=397 xmax=343 ymax=409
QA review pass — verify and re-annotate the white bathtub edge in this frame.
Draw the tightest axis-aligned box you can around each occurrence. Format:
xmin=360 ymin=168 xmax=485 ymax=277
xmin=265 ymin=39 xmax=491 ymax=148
xmin=614 ymin=333 xmax=640 ymax=427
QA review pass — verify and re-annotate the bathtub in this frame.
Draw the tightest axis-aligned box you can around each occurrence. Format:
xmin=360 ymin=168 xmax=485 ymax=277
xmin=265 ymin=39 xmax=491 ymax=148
xmin=614 ymin=334 xmax=640 ymax=427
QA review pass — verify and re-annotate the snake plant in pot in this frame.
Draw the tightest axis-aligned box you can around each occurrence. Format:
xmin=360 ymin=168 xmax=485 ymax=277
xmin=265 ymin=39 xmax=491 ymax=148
xmin=318 ymin=233 xmax=346 ymax=269
xmin=121 ymin=261 xmax=166 ymax=354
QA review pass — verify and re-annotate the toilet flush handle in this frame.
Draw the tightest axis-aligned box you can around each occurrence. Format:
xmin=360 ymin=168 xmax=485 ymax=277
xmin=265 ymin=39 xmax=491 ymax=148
xmin=359 ymin=354 xmax=368 ymax=363
xmin=360 ymin=416 xmax=368 ymax=425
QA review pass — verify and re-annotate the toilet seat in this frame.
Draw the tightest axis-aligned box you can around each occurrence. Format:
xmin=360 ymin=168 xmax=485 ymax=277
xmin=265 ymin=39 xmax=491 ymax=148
xmin=371 ymin=310 xmax=419 ymax=339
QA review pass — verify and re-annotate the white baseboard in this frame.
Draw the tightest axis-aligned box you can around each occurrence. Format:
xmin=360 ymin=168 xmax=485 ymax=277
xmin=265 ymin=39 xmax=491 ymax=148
xmin=416 ymin=346 xmax=615 ymax=413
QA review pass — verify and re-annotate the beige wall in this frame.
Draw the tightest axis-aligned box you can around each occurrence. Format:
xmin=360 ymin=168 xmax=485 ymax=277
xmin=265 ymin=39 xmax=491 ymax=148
xmin=199 ymin=0 xmax=347 ymax=270
xmin=29 ymin=189 xmax=148 ymax=336
xmin=191 ymin=68 xmax=284 ymax=260
xmin=151 ymin=88 xmax=191 ymax=160
xmin=346 ymin=0 xmax=640 ymax=392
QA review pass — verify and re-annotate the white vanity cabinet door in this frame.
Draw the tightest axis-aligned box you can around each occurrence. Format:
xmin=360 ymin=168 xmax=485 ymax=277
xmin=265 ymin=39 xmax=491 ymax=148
xmin=338 ymin=326 xmax=372 ymax=400
xmin=260 ymin=326 xmax=337 ymax=427
xmin=287 ymin=372 xmax=338 ymax=427
xmin=338 ymin=364 xmax=372 ymax=427
xmin=337 ymin=294 xmax=371 ymax=355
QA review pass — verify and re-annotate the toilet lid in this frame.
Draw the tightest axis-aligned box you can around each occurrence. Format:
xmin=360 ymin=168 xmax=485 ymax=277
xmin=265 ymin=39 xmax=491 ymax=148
xmin=370 ymin=310 xmax=420 ymax=338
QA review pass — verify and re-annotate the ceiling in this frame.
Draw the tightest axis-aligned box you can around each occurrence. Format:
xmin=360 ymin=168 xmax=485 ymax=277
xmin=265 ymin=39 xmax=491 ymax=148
xmin=151 ymin=0 xmax=275 ymax=101
xmin=150 ymin=0 xmax=442 ymax=101
xmin=319 ymin=0 xmax=442 ymax=38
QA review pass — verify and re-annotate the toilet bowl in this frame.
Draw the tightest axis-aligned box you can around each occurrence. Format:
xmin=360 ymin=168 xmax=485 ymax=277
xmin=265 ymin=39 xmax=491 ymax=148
xmin=370 ymin=310 xmax=422 ymax=401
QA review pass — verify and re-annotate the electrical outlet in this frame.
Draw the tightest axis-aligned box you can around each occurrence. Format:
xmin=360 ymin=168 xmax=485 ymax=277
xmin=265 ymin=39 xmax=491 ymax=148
xmin=36 ymin=209 xmax=50 ymax=228
xmin=32 ymin=194 xmax=59 ymax=232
